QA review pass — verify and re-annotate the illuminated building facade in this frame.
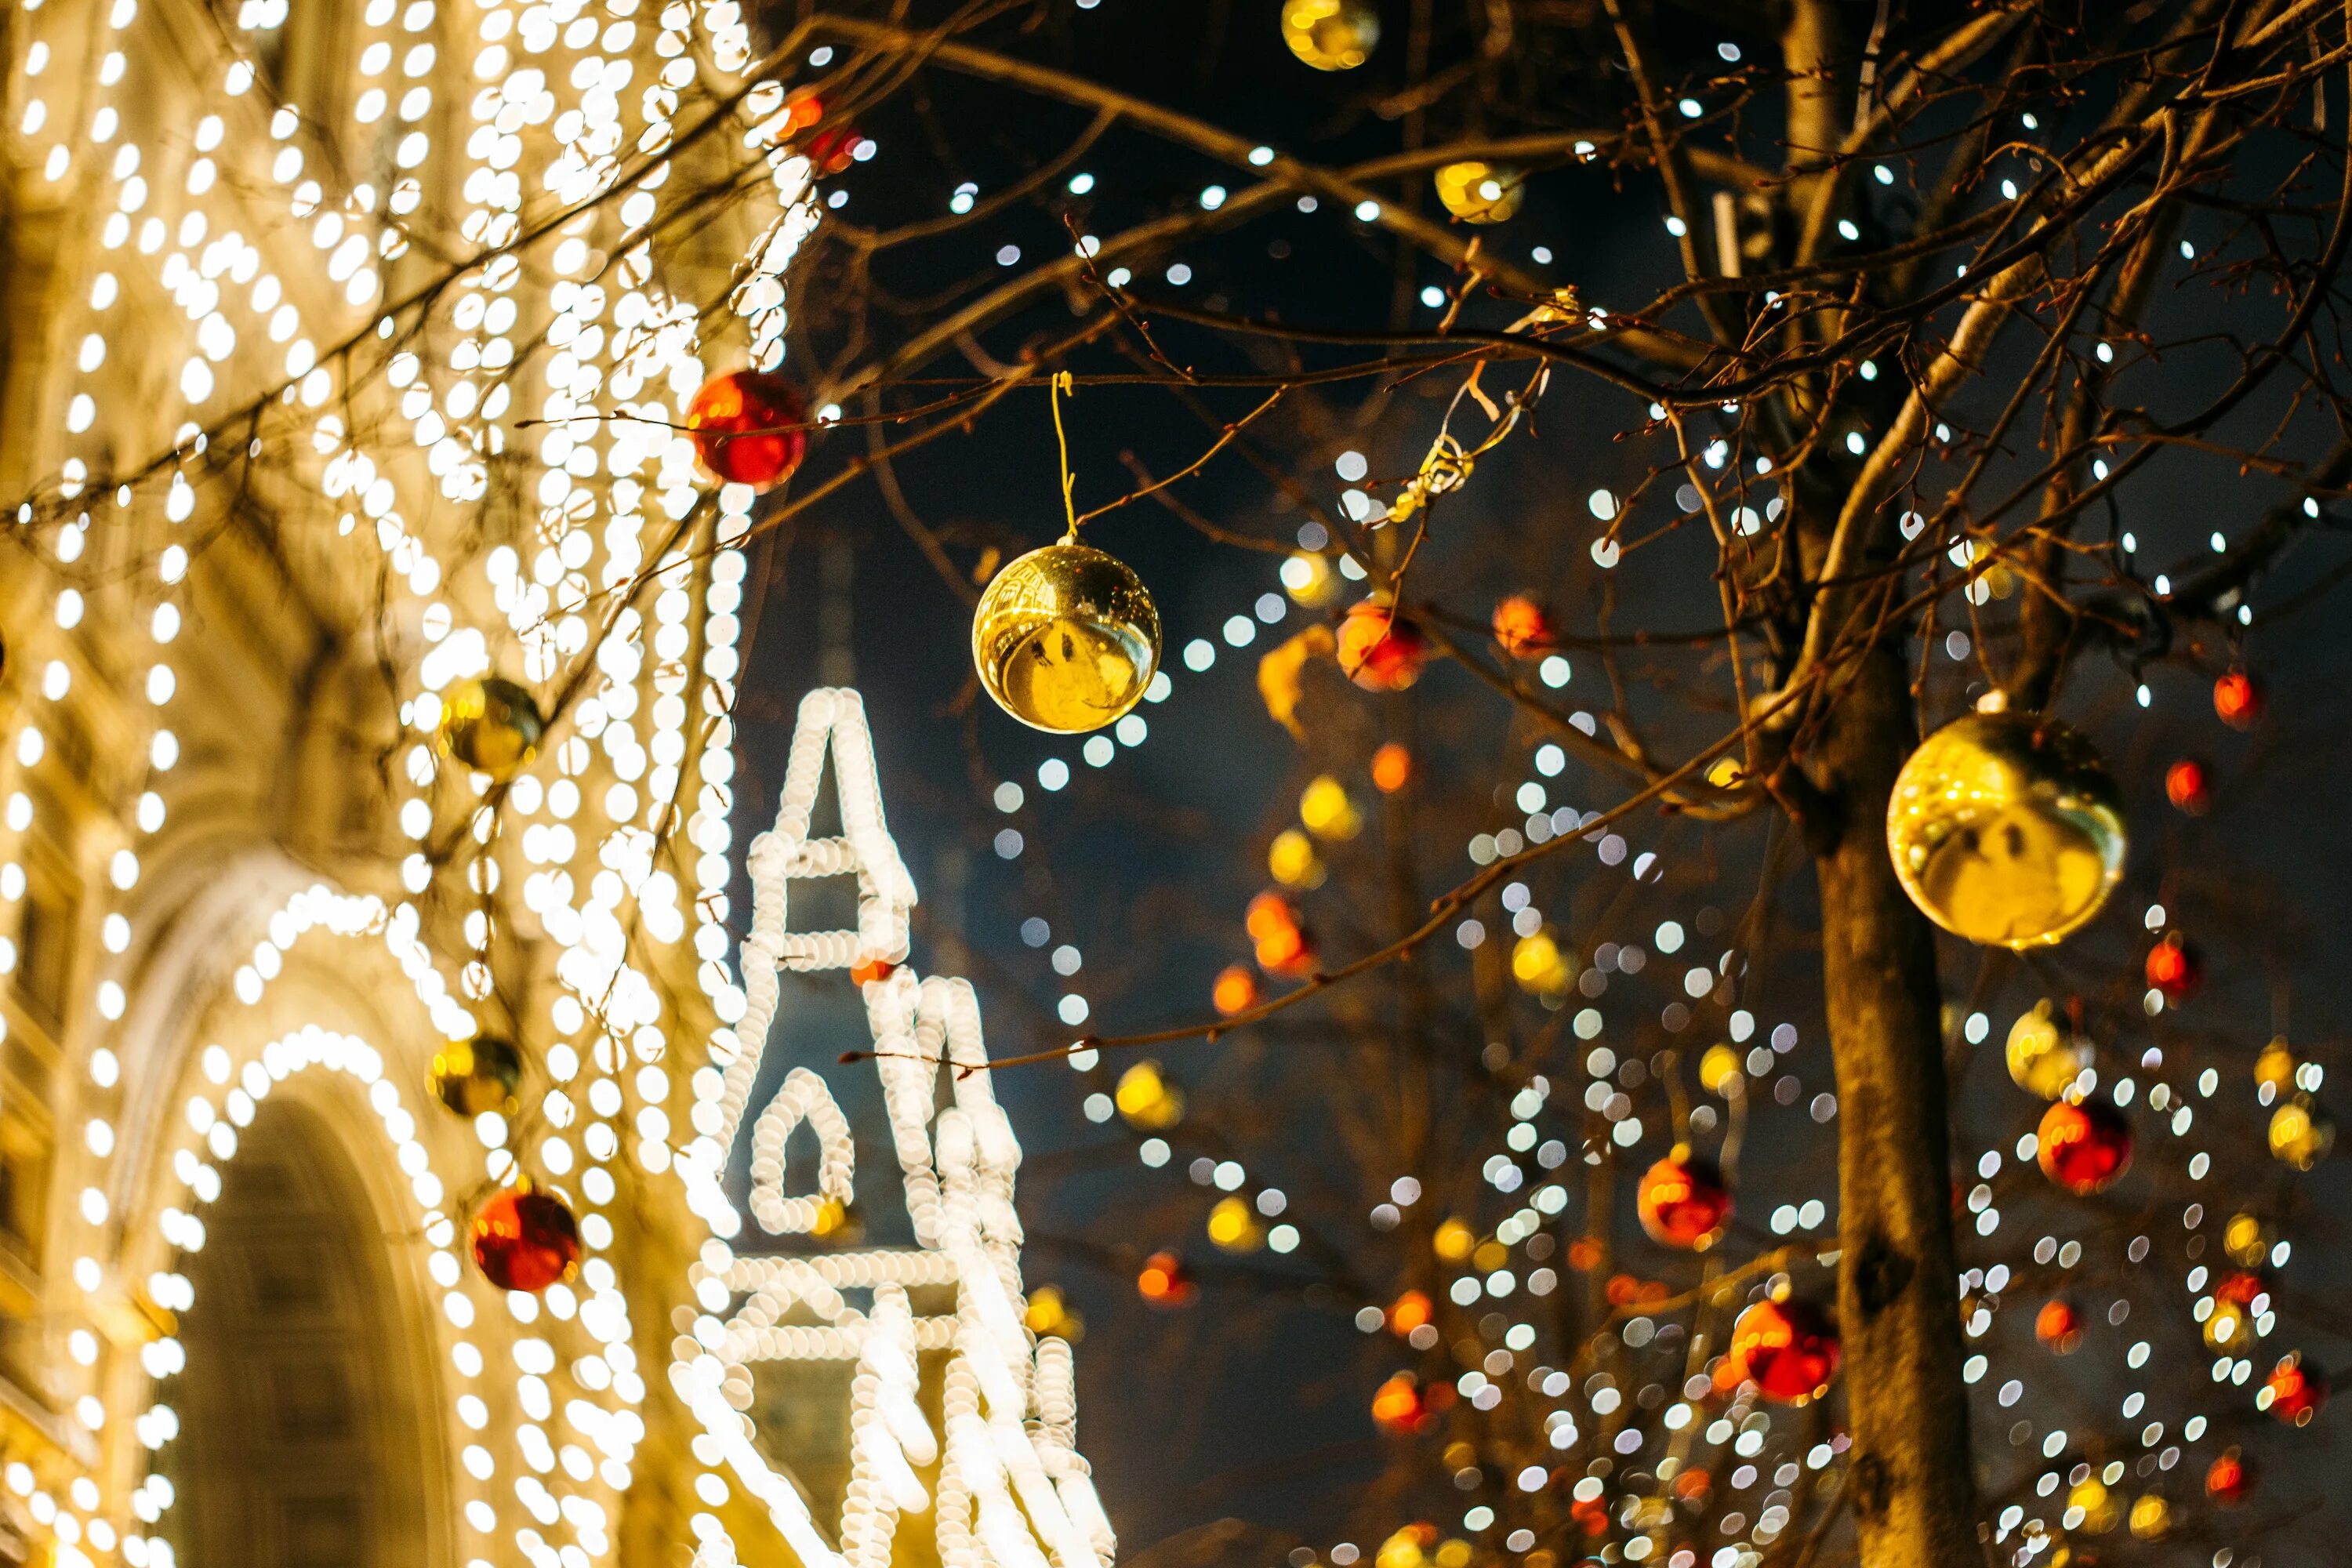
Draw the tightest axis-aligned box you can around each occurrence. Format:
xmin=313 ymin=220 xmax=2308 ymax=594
xmin=0 ymin=0 xmax=1108 ymax=1560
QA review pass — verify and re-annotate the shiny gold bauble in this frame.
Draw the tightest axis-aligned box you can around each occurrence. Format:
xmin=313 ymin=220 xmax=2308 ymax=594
xmin=2256 ymin=1037 xmax=2297 ymax=1094
xmin=1114 ymin=1060 xmax=1185 ymax=1131
xmin=1207 ymin=1194 xmax=1265 ymax=1253
xmin=428 ymin=1035 xmax=524 ymax=1117
xmin=1700 ymin=1043 xmax=1744 ymax=1096
xmin=1886 ymin=712 xmax=2126 ymax=949
xmin=2224 ymin=1211 xmax=2275 ymax=1267
xmin=972 ymin=540 xmax=1160 ymax=733
xmin=2006 ymin=1000 xmax=2089 ymax=1098
xmin=440 ymin=676 xmax=546 ymax=781
xmin=2127 ymin=1495 xmax=2171 ymax=1541
xmin=2268 ymin=1095 xmax=2335 ymax=1171
xmin=1281 ymin=0 xmax=1378 ymax=70
xmin=1435 ymin=161 xmax=1524 ymax=224
xmin=1511 ymin=929 xmax=1573 ymax=995
xmin=2067 ymin=1476 xmax=2119 ymax=1534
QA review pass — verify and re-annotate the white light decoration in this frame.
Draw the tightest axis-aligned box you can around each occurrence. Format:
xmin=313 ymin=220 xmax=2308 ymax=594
xmin=673 ymin=689 xmax=1115 ymax=1568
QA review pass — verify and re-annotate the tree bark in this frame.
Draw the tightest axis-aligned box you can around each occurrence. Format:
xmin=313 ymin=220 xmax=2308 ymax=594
xmin=1810 ymin=647 xmax=1982 ymax=1568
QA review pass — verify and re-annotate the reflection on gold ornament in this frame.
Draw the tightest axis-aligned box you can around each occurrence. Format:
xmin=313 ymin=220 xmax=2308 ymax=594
xmin=1281 ymin=0 xmax=1378 ymax=70
xmin=440 ymin=675 xmax=546 ymax=781
xmin=1886 ymin=712 xmax=2126 ymax=948
xmin=2067 ymin=1476 xmax=2118 ymax=1534
xmin=1435 ymin=161 xmax=1525 ymax=224
xmin=972 ymin=540 xmax=1160 ymax=732
xmin=1512 ymin=929 xmax=1574 ymax=995
xmin=2267 ymin=1095 xmax=2335 ymax=1170
xmin=1115 ymin=1061 xmax=1185 ymax=1130
xmin=428 ymin=1034 xmax=524 ymax=1117
xmin=2005 ymin=1000 xmax=2088 ymax=1098
xmin=1207 ymin=1194 xmax=1265 ymax=1253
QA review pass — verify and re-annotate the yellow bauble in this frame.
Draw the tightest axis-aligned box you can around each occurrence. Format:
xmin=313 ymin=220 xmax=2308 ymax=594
xmin=1700 ymin=1043 xmax=1743 ymax=1096
xmin=1207 ymin=1194 xmax=1265 ymax=1253
xmin=2255 ymin=1037 xmax=2296 ymax=1094
xmin=1512 ymin=929 xmax=1573 ymax=995
xmin=1268 ymin=828 xmax=1326 ymax=889
xmin=2067 ymin=1476 xmax=2118 ymax=1534
xmin=1432 ymin=1218 xmax=1475 ymax=1262
xmin=1115 ymin=1061 xmax=1185 ymax=1130
xmin=1886 ymin=712 xmax=2126 ymax=948
xmin=2006 ymin=999 xmax=2088 ymax=1098
xmin=2202 ymin=1296 xmax=2252 ymax=1353
xmin=1299 ymin=775 xmax=1363 ymax=840
xmin=972 ymin=541 xmax=1160 ymax=733
xmin=428 ymin=1035 xmax=524 ymax=1117
xmin=1281 ymin=0 xmax=1378 ymax=69
xmin=2128 ymin=1496 xmax=2171 ymax=1541
xmin=2268 ymin=1095 xmax=2335 ymax=1170
xmin=1434 ymin=161 xmax=1524 ymax=224
xmin=2224 ymin=1211 xmax=2274 ymax=1266
xmin=441 ymin=676 xmax=546 ymax=781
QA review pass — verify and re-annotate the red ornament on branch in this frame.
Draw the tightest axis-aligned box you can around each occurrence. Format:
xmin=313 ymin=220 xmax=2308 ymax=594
xmin=2037 ymin=1098 xmax=2134 ymax=1194
xmin=1490 ymin=594 xmax=1556 ymax=659
xmin=1245 ymin=891 xmax=1315 ymax=977
xmin=1636 ymin=1150 xmax=1731 ymax=1250
xmin=1136 ymin=1250 xmax=1196 ymax=1308
xmin=2164 ymin=758 xmax=2212 ymax=815
xmin=2213 ymin=668 xmax=2263 ymax=729
xmin=687 ymin=370 xmax=810 ymax=490
xmin=2264 ymin=1353 xmax=2326 ymax=1425
xmin=2205 ymin=1447 xmax=2254 ymax=1506
xmin=1337 ymin=601 xmax=1430 ymax=691
xmin=1728 ymin=1297 xmax=1840 ymax=1403
xmin=470 ymin=1186 xmax=582 ymax=1294
xmin=2034 ymin=1298 xmax=2084 ymax=1353
xmin=2145 ymin=931 xmax=2202 ymax=1001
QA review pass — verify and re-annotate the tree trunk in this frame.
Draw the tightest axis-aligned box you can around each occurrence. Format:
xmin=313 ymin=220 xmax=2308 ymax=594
xmin=1810 ymin=646 xmax=1982 ymax=1568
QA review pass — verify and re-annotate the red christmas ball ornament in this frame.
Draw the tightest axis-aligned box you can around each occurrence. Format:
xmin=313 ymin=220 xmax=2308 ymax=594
xmin=1370 ymin=1371 xmax=1431 ymax=1435
xmin=2205 ymin=1447 xmax=2254 ymax=1506
xmin=851 ymin=955 xmax=898 ymax=985
xmin=1245 ymin=891 xmax=1315 ymax=978
xmin=2164 ymin=758 xmax=2212 ymax=815
xmin=2144 ymin=931 xmax=2202 ymax=1001
xmin=2037 ymin=1098 xmax=2133 ymax=1194
xmin=2034 ymin=1298 xmax=2084 ymax=1353
xmin=1729 ymin=1297 xmax=1840 ymax=1403
xmin=1136 ymin=1250 xmax=1196 ymax=1308
xmin=2264 ymin=1352 xmax=2326 ymax=1425
xmin=1636 ymin=1150 xmax=1731 ymax=1250
xmin=2213 ymin=1269 xmax=2266 ymax=1310
xmin=1337 ymin=601 xmax=1431 ymax=691
xmin=2213 ymin=668 xmax=2263 ymax=730
xmin=1490 ymin=594 xmax=1556 ymax=659
xmin=470 ymin=1186 xmax=582 ymax=1294
xmin=687 ymin=370 xmax=809 ymax=490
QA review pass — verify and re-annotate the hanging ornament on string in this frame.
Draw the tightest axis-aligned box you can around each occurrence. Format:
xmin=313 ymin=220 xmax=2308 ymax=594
xmin=440 ymin=676 xmax=546 ymax=782
xmin=1338 ymin=599 xmax=1431 ymax=691
xmin=688 ymin=369 xmax=810 ymax=490
xmin=2213 ymin=667 xmax=2263 ymax=730
xmin=2005 ymin=999 xmax=2089 ymax=1098
xmin=2037 ymin=1097 xmax=2132 ymax=1194
xmin=1280 ymin=0 xmax=1377 ymax=70
xmin=428 ymin=1034 xmax=524 ymax=1118
xmin=1636 ymin=1149 xmax=1730 ymax=1250
xmin=1490 ymin=593 xmax=1556 ymax=658
xmin=470 ymin=1183 xmax=582 ymax=1294
xmin=1435 ymin=162 xmax=1525 ymax=224
xmin=1886 ymin=709 xmax=2127 ymax=948
xmin=1728 ymin=1295 xmax=1839 ymax=1403
xmin=973 ymin=374 xmax=1161 ymax=733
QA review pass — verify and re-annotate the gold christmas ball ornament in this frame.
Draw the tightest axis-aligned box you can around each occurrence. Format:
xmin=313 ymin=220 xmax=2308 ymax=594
xmin=1434 ymin=161 xmax=1525 ymax=224
xmin=428 ymin=1034 xmax=524 ymax=1117
xmin=2268 ymin=1095 xmax=2335 ymax=1171
xmin=440 ymin=675 xmax=546 ymax=781
xmin=1886 ymin=712 xmax=2126 ymax=949
xmin=2006 ymin=1000 xmax=2089 ymax=1099
xmin=2224 ymin=1211 xmax=2275 ymax=1267
xmin=1281 ymin=0 xmax=1378 ymax=70
xmin=972 ymin=539 xmax=1160 ymax=733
